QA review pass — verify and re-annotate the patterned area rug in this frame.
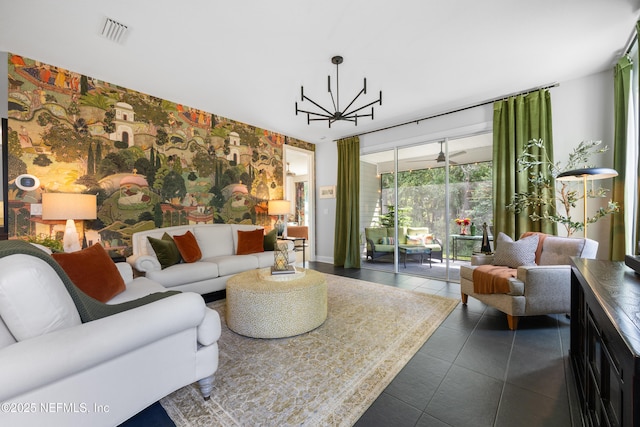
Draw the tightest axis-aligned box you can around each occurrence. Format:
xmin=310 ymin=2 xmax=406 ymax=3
xmin=160 ymin=274 xmax=458 ymax=427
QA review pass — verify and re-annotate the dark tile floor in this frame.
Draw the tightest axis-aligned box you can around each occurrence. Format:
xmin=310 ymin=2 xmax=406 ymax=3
xmin=361 ymin=257 xmax=462 ymax=282
xmin=308 ymin=261 xmax=580 ymax=427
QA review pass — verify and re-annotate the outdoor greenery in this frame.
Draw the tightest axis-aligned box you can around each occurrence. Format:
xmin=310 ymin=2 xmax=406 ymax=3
xmin=380 ymin=162 xmax=493 ymax=243
xmin=507 ymin=139 xmax=619 ymax=236
xmin=379 ymin=204 xmax=411 ymax=228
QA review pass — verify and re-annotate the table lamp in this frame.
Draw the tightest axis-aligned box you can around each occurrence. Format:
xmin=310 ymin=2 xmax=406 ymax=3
xmin=42 ymin=193 xmax=97 ymax=252
xmin=556 ymin=167 xmax=617 ymax=238
xmin=268 ymin=200 xmax=291 ymax=237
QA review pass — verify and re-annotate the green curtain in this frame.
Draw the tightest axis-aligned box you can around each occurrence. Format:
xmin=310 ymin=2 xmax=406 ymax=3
xmin=636 ymin=21 xmax=640 ymax=258
xmin=493 ymin=89 xmax=555 ymax=239
xmin=610 ymin=55 xmax=632 ymax=260
xmin=334 ymin=136 xmax=361 ymax=268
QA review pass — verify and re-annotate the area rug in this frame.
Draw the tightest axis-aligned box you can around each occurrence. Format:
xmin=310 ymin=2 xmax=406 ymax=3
xmin=160 ymin=274 xmax=458 ymax=427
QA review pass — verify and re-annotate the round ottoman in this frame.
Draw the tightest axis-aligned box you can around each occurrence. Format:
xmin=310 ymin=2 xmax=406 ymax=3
xmin=226 ymin=268 xmax=327 ymax=338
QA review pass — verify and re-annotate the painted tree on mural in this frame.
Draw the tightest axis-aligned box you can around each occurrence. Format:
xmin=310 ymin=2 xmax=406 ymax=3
xmin=37 ymin=111 xmax=94 ymax=171
xmin=161 ymin=170 xmax=187 ymax=203
xmin=7 ymin=128 xmax=26 ymax=179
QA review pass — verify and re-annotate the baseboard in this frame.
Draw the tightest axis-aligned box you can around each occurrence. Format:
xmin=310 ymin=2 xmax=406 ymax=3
xmin=315 ymin=255 xmax=334 ymax=264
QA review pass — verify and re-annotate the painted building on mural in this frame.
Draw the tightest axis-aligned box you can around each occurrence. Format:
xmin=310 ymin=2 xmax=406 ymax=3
xmin=5 ymin=53 xmax=314 ymax=256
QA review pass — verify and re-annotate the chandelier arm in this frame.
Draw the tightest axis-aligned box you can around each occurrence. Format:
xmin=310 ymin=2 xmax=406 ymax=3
xmin=341 ymin=87 xmax=366 ymax=116
xmin=333 ymin=116 xmax=357 ymax=122
xmin=309 ymin=116 xmax=341 ymax=122
xmin=342 ymin=96 xmax=382 ymax=117
xmin=300 ymin=91 xmax=335 ymax=116
xmin=298 ymin=109 xmax=335 ymax=119
xmin=345 ymin=111 xmax=372 ymax=119
xmin=327 ymin=117 xmax=357 ymax=127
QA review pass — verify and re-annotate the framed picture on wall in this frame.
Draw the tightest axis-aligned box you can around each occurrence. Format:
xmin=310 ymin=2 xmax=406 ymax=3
xmin=319 ymin=185 xmax=336 ymax=199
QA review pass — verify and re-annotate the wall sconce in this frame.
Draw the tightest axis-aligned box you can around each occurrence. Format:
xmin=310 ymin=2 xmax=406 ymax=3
xmin=42 ymin=193 xmax=97 ymax=252
xmin=556 ymin=167 xmax=618 ymax=238
xmin=268 ymin=200 xmax=291 ymax=237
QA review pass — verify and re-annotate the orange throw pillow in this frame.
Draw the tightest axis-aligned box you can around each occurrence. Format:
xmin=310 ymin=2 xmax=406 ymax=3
xmin=52 ymin=243 xmax=126 ymax=303
xmin=237 ymin=229 xmax=265 ymax=255
xmin=173 ymin=230 xmax=202 ymax=263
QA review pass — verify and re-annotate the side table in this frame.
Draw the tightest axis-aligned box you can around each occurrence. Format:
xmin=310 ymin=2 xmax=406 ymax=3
xmin=282 ymin=236 xmax=306 ymax=267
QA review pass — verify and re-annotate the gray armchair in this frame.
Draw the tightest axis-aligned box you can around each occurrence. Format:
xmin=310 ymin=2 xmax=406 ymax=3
xmin=459 ymin=234 xmax=598 ymax=330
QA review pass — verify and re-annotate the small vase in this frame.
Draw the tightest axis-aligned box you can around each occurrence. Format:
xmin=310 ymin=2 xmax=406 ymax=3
xmin=460 ymin=225 xmax=467 ymax=235
xmin=470 ymin=223 xmax=477 ymax=236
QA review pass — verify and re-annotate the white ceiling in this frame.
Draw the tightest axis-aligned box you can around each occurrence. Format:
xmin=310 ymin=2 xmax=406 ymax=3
xmin=1 ymin=0 xmax=639 ymax=145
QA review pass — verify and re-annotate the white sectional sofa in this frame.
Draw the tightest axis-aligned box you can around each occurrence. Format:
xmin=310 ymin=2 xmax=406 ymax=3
xmin=127 ymin=224 xmax=295 ymax=295
xmin=0 ymin=240 xmax=221 ymax=427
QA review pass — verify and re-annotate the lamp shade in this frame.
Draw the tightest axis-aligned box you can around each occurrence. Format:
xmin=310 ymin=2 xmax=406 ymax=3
xmin=268 ymin=200 xmax=291 ymax=216
xmin=42 ymin=193 xmax=97 ymax=220
xmin=556 ymin=167 xmax=618 ymax=181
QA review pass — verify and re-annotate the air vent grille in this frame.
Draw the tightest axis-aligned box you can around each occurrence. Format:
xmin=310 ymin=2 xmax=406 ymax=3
xmin=101 ymin=18 xmax=128 ymax=43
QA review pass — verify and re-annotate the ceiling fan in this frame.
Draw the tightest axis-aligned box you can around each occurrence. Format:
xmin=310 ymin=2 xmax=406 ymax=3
xmin=434 ymin=141 xmax=466 ymax=164
xmin=407 ymin=141 xmax=466 ymax=165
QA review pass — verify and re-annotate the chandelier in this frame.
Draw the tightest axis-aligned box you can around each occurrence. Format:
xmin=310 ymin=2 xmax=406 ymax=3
xmin=295 ymin=56 xmax=382 ymax=127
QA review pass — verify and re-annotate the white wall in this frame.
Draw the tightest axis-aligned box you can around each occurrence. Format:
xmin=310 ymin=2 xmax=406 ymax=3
xmin=314 ymin=141 xmax=337 ymax=263
xmin=551 ymin=69 xmax=615 ymax=257
xmin=314 ymin=70 xmax=616 ymax=263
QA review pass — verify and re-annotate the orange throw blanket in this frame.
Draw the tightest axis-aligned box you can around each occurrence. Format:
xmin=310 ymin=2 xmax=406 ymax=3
xmin=520 ymin=232 xmax=547 ymax=264
xmin=472 ymin=265 xmax=517 ymax=294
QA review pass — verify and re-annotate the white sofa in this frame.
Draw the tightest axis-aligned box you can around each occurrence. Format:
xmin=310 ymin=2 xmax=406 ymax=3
xmin=0 ymin=241 xmax=221 ymax=427
xmin=127 ymin=224 xmax=295 ymax=294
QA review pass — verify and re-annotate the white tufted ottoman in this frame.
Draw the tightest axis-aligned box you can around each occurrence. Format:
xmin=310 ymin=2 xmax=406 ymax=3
xmin=225 ymin=267 xmax=327 ymax=338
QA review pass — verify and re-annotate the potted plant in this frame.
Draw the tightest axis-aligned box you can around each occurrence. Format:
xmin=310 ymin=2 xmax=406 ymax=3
xmin=508 ymin=139 xmax=618 ymax=236
xmin=24 ymin=233 xmax=64 ymax=252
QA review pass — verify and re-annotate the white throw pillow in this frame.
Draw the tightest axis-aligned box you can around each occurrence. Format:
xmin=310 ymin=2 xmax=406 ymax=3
xmin=492 ymin=232 xmax=539 ymax=268
xmin=194 ymin=226 xmax=234 ymax=258
xmin=0 ymin=254 xmax=81 ymax=341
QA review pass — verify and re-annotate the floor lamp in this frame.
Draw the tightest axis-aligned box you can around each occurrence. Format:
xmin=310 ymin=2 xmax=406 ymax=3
xmin=42 ymin=193 xmax=97 ymax=252
xmin=556 ymin=167 xmax=617 ymax=238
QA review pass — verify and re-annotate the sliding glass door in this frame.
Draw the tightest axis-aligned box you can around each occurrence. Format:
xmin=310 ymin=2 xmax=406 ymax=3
xmin=360 ymin=133 xmax=493 ymax=281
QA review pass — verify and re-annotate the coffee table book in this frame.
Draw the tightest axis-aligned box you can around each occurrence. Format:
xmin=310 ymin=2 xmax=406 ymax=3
xmin=271 ymin=265 xmax=296 ymax=275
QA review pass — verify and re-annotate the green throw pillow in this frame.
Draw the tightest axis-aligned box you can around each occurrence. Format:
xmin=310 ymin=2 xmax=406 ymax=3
xmin=263 ymin=228 xmax=277 ymax=251
xmin=147 ymin=233 xmax=182 ymax=269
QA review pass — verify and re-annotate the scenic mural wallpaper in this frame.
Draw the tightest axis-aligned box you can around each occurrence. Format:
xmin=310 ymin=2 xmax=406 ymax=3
xmin=6 ymin=53 xmax=314 ymax=256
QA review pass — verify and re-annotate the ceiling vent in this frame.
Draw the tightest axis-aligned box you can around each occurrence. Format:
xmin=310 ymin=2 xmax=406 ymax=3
xmin=100 ymin=17 xmax=128 ymax=44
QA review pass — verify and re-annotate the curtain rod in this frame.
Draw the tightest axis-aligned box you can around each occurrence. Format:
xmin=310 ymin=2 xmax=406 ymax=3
xmin=624 ymin=32 xmax=638 ymax=57
xmin=346 ymin=83 xmax=559 ymax=139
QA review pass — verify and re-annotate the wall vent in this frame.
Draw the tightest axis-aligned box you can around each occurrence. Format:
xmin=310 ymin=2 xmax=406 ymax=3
xmin=100 ymin=17 xmax=128 ymax=44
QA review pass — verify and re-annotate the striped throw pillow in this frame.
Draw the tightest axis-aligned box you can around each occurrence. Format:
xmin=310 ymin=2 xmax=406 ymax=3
xmin=378 ymin=237 xmax=394 ymax=245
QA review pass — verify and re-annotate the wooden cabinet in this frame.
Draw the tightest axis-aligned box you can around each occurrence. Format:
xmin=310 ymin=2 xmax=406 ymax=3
xmin=570 ymin=258 xmax=640 ymax=427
